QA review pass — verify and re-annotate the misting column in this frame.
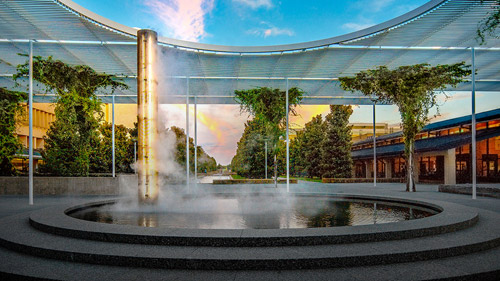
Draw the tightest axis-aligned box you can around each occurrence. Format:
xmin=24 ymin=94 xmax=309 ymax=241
xmin=137 ymin=29 xmax=159 ymax=204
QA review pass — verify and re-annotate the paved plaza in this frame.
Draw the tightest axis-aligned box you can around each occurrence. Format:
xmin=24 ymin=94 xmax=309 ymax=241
xmin=0 ymin=181 xmax=498 ymax=280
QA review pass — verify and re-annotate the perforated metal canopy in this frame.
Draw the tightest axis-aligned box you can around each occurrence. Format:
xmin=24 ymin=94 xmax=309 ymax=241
xmin=0 ymin=0 xmax=499 ymax=104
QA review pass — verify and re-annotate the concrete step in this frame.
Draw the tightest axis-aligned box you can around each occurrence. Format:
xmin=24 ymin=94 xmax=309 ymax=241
xmin=0 ymin=210 xmax=499 ymax=270
xmin=0 ymin=237 xmax=498 ymax=281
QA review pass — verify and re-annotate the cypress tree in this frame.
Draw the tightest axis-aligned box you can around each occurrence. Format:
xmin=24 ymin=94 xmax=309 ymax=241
xmin=320 ymin=105 xmax=353 ymax=178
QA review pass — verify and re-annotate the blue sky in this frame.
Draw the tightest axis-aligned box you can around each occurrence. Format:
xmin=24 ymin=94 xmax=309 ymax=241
xmin=73 ymin=0 xmax=428 ymax=45
xmin=71 ymin=0 xmax=498 ymax=165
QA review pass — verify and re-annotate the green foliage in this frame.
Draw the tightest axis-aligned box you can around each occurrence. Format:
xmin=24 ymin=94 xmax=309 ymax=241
xmin=0 ymin=88 xmax=26 ymax=176
xmin=230 ymin=118 xmax=278 ymax=178
xmin=320 ymin=105 xmax=353 ymax=178
xmin=305 ymin=201 xmax=352 ymax=227
xmin=233 ymin=87 xmax=303 ymax=180
xmin=302 ymin=115 xmax=326 ymax=178
xmin=289 ymin=130 xmax=305 ymax=176
xmin=339 ymin=63 xmax=470 ymax=191
xmin=14 ymin=56 xmax=128 ymax=176
xmin=477 ymin=0 xmax=500 ymax=45
xmin=89 ymin=122 xmax=135 ymax=174
xmin=169 ymin=126 xmax=217 ymax=173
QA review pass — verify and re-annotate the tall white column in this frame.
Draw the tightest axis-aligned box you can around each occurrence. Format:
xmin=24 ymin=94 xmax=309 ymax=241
xmin=194 ymin=96 xmax=197 ymax=186
xmin=28 ymin=39 xmax=33 ymax=205
xmin=444 ymin=149 xmax=457 ymax=185
xmin=286 ymin=78 xmax=290 ymax=192
xmin=137 ymin=29 xmax=159 ymax=203
xmin=112 ymin=94 xmax=115 ymax=177
xmin=471 ymin=48 xmax=477 ymax=199
xmin=373 ymin=103 xmax=377 ymax=187
xmin=134 ymin=141 xmax=137 ymax=174
xmin=265 ymin=141 xmax=268 ymax=179
xmin=186 ymin=77 xmax=190 ymax=189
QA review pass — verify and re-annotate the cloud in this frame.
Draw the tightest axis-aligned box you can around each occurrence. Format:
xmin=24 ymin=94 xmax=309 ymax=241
xmin=233 ymin=0 xmax=273 ymax=9
xmin=343 ymin=0 xmax=419 ymax=32
xmin=351 ymin=0 xmax=395 ymax=13
xmin=144 ymin=0 xmax=214 ymax=42
xmin=247 ymin=22 xmax=294 ymax=37
xmin=341 ymin=22 xmax=375 ymax=32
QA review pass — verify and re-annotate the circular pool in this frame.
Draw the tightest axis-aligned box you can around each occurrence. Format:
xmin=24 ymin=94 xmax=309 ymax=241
xmin=68 ymin=195 xmax=438 ymax=229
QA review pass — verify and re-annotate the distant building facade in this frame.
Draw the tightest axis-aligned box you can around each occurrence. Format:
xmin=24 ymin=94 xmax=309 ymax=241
xmin=13 ymin=103 xmax=135 ymax=172
xmin=351 ymin=109 xmax=500 ymax=184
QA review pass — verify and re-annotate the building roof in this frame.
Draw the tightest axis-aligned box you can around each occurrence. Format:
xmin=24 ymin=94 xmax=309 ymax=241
xmin=352 ymin=126 xmax=500 ymax=160
xmin=353 ymin=108 xmax=500 ymax=146
xmin=0 ymin=0 xmax=499 ymax=104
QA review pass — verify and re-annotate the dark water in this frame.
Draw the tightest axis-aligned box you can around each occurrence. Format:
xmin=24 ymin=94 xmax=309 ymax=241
xmin=69 ymin=196 xmax=438 ymax=229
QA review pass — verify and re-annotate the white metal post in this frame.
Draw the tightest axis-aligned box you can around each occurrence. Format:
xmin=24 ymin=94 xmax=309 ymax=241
xmin=265 ymin=141 xmax=268 ymax=179
xmin=186 ymin=77 xmax=190 ymax=189
xmin=134 ymin=141 xmax=137 ymax=174
xmin=286 ymin=78 xmax=290 ymax=192
xmin=373 ymin=103 xmax=377 ymax=187
xmin=112 ymin=94 xmax=115 ymax=177
xmin=28 ymin=39 xmax=33 ymax=205
xmin=471 ymin=48 xmax=477 ymax=200
xmin=194 ymin=95 xmax=197 ymax=186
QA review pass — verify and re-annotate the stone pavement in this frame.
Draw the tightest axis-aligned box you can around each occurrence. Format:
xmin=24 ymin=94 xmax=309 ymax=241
xmin=0 ymin=182 xmax=498 ymax=281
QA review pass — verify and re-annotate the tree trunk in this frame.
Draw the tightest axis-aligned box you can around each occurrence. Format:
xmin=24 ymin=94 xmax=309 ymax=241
xmin=406 ymin=141 xmax=416 ymax=192
xmin=274 ymin=154 xmax=278 ymax=188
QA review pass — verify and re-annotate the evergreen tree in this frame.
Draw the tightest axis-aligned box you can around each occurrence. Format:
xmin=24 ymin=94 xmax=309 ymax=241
xmin=170 ymin=126 xmax=217 ymax=173
xmin=231 ymin=118 xmax=269 ymax=178
xmin=289 ymin=130 xmax=305 ymax=176
xmin=320 ymin=105 xmax=353 ymax=178
xmin=234 ymin=87 xmax=303 ymax=185
xmin=14 ymin=56 xmax=127 ymax=176
xmin=302 ymin=115 xmax=326 ymax=178
xmin=0 ymin=88 xmax=26 ymax=175
xmin=89 ymin=122 xmax=135 ymax=174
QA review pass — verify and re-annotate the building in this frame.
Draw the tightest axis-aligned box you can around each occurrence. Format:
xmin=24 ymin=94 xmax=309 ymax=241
xmin=351 ymin=109 xmax=500 ymax=184
xmin=12 ymin=103 xmax=55 ymax=171
xmin=351 ymin=123 xmax=399 ymax=142
xmin=13 ymin=103 xmax=134 ymax=172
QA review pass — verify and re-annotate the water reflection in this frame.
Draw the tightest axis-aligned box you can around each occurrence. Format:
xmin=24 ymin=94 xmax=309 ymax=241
xmin=303 ymin=201 xmax=352 ymax=228
xmin=70 ymin=197 xmax=437 ymax=229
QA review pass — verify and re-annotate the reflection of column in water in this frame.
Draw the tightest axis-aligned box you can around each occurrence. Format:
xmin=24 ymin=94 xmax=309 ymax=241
xmin=138 ymin=214 xmax=158 ymax=227
xmin=409 ymin=207 xmax=413 ymax=220
xmin=373 ymin=202 xmax=377 ymax=224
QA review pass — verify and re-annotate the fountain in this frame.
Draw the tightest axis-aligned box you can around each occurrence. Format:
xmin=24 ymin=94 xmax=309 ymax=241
xmin=137 ymin=29 xmax=159 ymax=204
xmin=1 ymin=28 xmax=499 ymax=279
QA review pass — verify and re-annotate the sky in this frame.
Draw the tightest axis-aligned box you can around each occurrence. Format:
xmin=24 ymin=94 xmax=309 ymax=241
xmin=73 ymin=0 xmax=500 ymax=165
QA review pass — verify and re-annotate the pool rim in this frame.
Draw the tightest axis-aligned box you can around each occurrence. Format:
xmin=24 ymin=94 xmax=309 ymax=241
xmin=27 ymin=193 xmax=478 ymax=247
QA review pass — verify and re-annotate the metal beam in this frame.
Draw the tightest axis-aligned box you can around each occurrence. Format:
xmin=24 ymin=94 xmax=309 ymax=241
xmin=186 ymin=77 xmax=190 ymax=190
xmin=373 ymin=103 xmax=377 ymax=187
xmin=28 ymin=39 xmax=33 ymax=205
xmin=112 ymin=94 xmax=115 ymax=178
xmin=194 ymin=96 xmax=198 ymax=187
xmin=472 ymin=48 xmax=477 ymax=200
xmin=286 ymin=78 xmax=290 ymax=193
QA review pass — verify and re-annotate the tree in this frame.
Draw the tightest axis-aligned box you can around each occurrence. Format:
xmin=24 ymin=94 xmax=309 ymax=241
xmin=0 ymin=88 xmax=26 ymax=175
xmin=231 ymin=118 xmax=269 ymax=178
xmin=302 ymin=115 xmax=325 ymax=178
xmin=89 ymin=122 xmax=135 ymax=174
xmin=169 ymin=126 xmax=217 ymax=174
xmin=477 ymin=0 xmax=500 ymax=45
xmin=234 ymin=87 xmax=303 ymax=186
xmin=14 ymin=56 xmax=128 ymax=176
xmin=320 ymin=105 xmax=353 ymax=179
xmin=339 ymin=63 xmax=470 ymax=192
xmin=289 ymin=130 xmax=305 ymax=177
